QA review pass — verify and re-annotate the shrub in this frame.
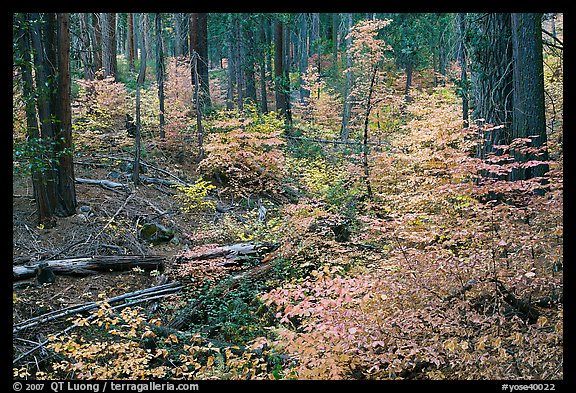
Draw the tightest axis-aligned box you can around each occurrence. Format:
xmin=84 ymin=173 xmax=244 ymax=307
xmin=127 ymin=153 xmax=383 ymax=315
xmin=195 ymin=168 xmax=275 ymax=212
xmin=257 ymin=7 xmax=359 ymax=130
xmin=199 ymin=107 xmax=286 ymax=197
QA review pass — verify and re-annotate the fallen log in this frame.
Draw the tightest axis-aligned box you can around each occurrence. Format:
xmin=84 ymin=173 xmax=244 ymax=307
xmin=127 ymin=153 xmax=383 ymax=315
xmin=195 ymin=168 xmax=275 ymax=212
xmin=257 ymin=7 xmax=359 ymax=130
xmin=13 ymin=255 xmax=166 ymax=281
xmin=175 ymin=242 xmax=276 ymax=267
xmin=75 ymin=177 xmax=130 ymax=191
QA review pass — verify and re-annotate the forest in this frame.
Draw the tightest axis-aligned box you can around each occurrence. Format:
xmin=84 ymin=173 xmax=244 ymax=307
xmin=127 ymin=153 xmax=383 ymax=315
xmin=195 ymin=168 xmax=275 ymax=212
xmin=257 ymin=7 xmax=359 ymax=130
xmin=12 ymin=13 xmax=563 ymax=382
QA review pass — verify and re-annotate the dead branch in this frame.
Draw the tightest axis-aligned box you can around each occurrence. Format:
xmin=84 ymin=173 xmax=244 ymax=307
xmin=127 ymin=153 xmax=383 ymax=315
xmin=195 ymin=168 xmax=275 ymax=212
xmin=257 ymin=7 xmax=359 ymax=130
xmin=94 ymin=192 xmax=135 ymax=240
xmin=13 ymin=281 xmax=182 ymax=365
xmin=93 ymin=154 xmax=192 ymax=186
xmin=491 ymin=278 xmax=540 ymax=324
xmin=13 ymin=282 xmax=181 ymax=334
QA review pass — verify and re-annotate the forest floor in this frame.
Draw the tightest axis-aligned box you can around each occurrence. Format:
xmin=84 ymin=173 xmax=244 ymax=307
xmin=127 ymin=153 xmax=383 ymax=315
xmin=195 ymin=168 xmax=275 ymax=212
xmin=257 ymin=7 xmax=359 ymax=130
xmin=12 ymin=69 xmax=563 ymax=380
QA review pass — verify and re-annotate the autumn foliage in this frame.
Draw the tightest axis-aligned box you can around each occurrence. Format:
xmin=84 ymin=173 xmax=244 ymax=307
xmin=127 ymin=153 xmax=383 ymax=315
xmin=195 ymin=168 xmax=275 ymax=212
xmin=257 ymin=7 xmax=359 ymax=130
xmin=13 ymin=14 xmax=562 ymax=382
xmin=261 ymin=88 xmax=563 ymax=379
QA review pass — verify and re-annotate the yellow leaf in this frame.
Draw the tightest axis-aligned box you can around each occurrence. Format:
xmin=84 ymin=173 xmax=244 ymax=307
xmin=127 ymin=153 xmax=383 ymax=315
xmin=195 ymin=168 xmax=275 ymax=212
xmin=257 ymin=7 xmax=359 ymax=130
xmin=537 ymin=316 xmax=548 ymax=328
xmin=148 ymin=318 xmax=162 ymax=326
xmin=475 ymin=336 xmax=487 ymax=351
xmin=492 ymin=336 xmax=502 ymax=348
xmin=444 ymin=338 xmax=457 ymax=352
xmin=142 ymin=329 xmax=156 ymax=339
xmin=511 ymin=332 xmax=523 ymax=346
xmin=74 ymin=317 xmax=90 ymax=327
xmin=166 ymin=334 xmax=179 ymax=344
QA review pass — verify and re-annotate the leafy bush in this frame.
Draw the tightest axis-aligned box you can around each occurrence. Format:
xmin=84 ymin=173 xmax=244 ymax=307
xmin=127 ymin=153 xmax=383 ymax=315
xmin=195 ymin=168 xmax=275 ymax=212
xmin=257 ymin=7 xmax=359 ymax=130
xmin=172 ymin=177 xmax=216 ymax=215
xmin=199 ymin=107 xmax=286 ymax=197
xmin=27 ymin=301 xmax=295 ymax=380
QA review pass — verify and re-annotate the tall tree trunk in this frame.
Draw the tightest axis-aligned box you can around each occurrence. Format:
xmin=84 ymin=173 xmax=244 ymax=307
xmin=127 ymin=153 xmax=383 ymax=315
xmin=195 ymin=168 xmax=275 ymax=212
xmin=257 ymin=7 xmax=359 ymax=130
xmin=471 ymin=13 xmax=513 ymax=162
xmin=234 ymin=16 xmax=244 ymax=111
xmin=173 ymin=13 xmax=183 ymax=57
xmin=190 ymin=13 xmax=210 ymax=109
xmin=91 ymin=13 xmax=102 ymax=74
xmin=258 ymin=15 xmax=269 ymax=113
xmin=45 ymin=13 xmax=58 ymax=124
xmin=457 ymin=13 xmax=469 ymax=128
xmin=30 ymin=13 xmax=58 ymax=214
xmin=332 ymin=13 xmax=339 ymax=70
xmin=193 ymin=51 xmax=205 ymax=160
xmin=312 ymin=13 xmax=321 ymax=100
xmin=101 ymin=13 xmax=117 ymax=80
xmin=311 ymin=13 xmax=320 ymax=57
xmin=243 ymin=20 xmax=257 ymax=105
xmin=274 ymin=19 xmax=291 ymax=126
xmin=133 ymin=14 xmax=147 ymax=186
xmin=127 ymin=13 xmax=135 ymax=72
xmin=132 ymin=13 xmax=139 ymax=65
xmin=14 ymin=13 xmax=54 ymax=227
xmin=26 ymin=13 xmax=77 ymax=221
xmin=432 ymin=46 xmax=438 ymax=87
xmin=340 ymin=13 xmax=353 ymax=144
xmin=510 ymin=13 xmax=549 ymax=187
xmin=155 ymin=13 xmax=166 ymax=139
xmin=298 ymin=13 xmax=309 ymax=103
xmin=54 ymin=13 xmax=77 ymax=216
xmin=404 ymin=56 xmax=413 ymax=102
xmin=226 ymin=21 xmax=235 ymax=111
xmin=79 ymin=13 xmax=95 ymax=79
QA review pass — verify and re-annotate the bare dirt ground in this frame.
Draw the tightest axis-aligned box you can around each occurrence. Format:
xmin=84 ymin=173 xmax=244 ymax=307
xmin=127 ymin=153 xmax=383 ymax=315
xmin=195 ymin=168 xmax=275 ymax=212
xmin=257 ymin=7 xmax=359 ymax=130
xmin=12 ymin=146 xmax=203 ymax=362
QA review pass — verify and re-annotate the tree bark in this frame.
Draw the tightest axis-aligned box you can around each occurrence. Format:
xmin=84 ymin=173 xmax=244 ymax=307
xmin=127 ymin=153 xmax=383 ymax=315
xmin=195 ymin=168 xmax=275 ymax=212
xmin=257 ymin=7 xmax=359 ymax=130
xmin=190 ymin=13 xmax=211 ymax=109
xmin=79 ymin=13 xmax=95 ymax=79
xmin=274 ymin=19 xmax=291 ymax=126
xmin=226 ymin=19 xmax=235 ymax=111
xmin=15 ymin=13 xmax=54 ymax=226
xmin=192 ymin=51 xmax=205 ymax=160
xmin=30 ymin=13 xmax=58 ymax=216
xmin=258 ymin=14 xmax=269 ymax=113
xmin=173 ymin=13 xmax=189 ymax=57
xmin=243 ymin=19 xmax=257 ymax=105
xmin=101 ymin=13 xmax=117 ymax=80
xmin=127 ymin=13 xmax=135 ymax=72
xmin=54 ymin=13 xmax=77 ymax=217
xmin=28 ymin=13 xmax=77 ymax=222
xmin=234 ymin=16 xmax=244 ymax=110
xmin=457 ymin=13 xmax=469 ymax=128
xmin=90 ymin=13 xmax=103 ymax=74
xmin=340 ymin=13 xmax=353 ymax=144
xmin=362 ymin=64 xmax=378 ymax=201
xmin=510 ymin=13 xmax=549 ymax=186
xmin=404 ymin=56 xmax=413 ymax=102
xmin=133 ymin=13 xmax=147 ymax=185
xmin=471 ymin=13 xmax=513 ymax=161
xmin=298 ymin=13 xmax=310 ymax=103
xmin=155 ymin=13 xmax=166 ymax=139
xmin=332 ymin=13 xmax=339 ymax=70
